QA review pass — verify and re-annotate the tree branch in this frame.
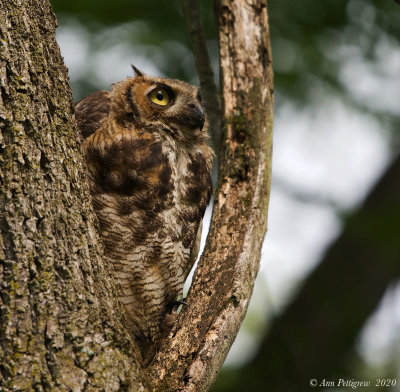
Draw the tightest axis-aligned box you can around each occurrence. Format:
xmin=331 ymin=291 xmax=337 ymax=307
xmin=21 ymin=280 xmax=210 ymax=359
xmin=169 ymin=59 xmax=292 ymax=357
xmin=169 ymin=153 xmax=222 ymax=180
xmin=148 ymin=1 xmax=273 ymax=390
xmin=181 ymin=0 xmax=222 ymax=155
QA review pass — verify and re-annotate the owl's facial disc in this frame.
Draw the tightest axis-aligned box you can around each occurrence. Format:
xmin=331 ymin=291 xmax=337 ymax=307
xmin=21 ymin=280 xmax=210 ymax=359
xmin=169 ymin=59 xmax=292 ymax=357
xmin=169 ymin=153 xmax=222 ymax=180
xmin=145 ymin=83 xmax=205 ymax=133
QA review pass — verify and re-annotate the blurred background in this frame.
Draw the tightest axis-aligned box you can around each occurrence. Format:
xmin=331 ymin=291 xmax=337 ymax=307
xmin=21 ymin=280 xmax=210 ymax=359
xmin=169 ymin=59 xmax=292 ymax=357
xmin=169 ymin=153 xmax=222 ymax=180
xmin=50 ymin=0 xmax=400 ymax=390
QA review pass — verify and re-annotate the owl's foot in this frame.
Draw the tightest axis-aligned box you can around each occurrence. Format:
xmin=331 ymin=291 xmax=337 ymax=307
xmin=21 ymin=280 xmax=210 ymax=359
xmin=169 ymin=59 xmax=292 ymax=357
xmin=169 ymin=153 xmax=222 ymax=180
xmin=158 ymin=298 xmax=188 ymax=345
xmin=142 ymin=342 xmax=157 ymax=367
xmin=165 ymin=298 xmax=189 ymax=314
xmin=172 ymin=299 xmax=189 ymax=310
xmin=159 ymin=312 xmax=177 ymax=347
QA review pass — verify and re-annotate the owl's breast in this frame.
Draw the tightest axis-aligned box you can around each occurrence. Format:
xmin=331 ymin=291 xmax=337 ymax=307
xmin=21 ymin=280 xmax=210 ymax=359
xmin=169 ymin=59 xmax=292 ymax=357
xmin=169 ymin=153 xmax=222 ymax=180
xmin=84 ymin=129 xmax=211 ymax=257
xmin=85 ymin=130 xmax=171 ymax=197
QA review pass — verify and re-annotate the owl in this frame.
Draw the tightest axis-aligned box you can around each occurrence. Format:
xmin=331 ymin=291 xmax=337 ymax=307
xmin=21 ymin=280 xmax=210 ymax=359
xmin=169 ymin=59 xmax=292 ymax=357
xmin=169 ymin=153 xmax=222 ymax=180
xmin=75 ymin=66 xmax=213 ymax=364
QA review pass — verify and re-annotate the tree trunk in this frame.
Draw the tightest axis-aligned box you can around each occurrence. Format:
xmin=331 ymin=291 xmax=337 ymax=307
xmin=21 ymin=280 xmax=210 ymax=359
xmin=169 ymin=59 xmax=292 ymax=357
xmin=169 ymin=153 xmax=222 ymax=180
xmin=0 ymin=2 xmax=147 ymax=391
xmin=148 ymin=1 xmax=273 ymax=391
xmin=0 ymin=1 xmax=273 ymax=391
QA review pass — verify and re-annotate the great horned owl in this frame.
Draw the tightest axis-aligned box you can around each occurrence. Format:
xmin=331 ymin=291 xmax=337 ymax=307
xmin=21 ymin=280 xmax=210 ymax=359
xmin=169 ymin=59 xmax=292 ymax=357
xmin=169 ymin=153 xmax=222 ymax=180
xmin=75 ymin=66 xmax=213 ymax=364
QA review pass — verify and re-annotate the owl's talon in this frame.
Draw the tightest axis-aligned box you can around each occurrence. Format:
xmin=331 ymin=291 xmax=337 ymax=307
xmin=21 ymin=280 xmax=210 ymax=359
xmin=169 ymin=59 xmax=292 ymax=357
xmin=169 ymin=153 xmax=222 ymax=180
xmin=166 ymin=299 xmax=189 ymax=313
xmin=173 ymin=300 xmax=189 ymax=307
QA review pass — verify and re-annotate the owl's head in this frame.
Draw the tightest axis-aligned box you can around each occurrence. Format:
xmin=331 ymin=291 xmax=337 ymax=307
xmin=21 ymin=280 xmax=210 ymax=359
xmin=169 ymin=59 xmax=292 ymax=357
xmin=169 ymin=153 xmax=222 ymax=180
xmin=110 ymin=66 xmax=207 ymax=143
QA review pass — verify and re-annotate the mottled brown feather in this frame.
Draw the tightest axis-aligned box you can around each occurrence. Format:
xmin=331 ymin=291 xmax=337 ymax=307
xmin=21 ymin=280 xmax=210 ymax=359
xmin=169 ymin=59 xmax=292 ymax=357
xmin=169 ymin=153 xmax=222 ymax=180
xmin=75 ymin=90 xmax=111 ymax=139
xmin=77 ymin=71 xmax=213 ymax=365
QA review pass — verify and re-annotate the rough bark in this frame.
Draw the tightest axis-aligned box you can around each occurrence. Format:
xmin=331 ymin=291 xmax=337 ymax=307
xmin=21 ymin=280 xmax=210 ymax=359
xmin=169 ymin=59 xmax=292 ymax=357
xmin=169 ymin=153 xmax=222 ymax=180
xmin=220 ymin=154 xmax=400 ymax=392
xmin=148 ymin=1 xmax=273 ymax=391
xmin=0 ymin=1 xmax=147 ymax=391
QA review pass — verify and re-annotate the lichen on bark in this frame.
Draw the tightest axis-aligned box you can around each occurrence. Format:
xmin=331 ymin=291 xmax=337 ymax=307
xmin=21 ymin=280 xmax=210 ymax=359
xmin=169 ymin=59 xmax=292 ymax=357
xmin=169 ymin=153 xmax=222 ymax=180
xmin=0 ymin=1 xmax=147 ymax=391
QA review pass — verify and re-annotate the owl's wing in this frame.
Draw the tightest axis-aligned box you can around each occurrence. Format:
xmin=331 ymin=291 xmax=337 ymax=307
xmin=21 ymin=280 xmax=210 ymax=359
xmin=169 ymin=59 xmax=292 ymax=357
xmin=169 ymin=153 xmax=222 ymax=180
xmin=75 ymin=90 xmax=111 ymax=139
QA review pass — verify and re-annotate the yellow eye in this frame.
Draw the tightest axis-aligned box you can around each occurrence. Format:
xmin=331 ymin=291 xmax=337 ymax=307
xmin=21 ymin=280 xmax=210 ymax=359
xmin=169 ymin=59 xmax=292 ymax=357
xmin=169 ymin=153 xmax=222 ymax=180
xmin=148 ymin=88 xmax=171 ymax=106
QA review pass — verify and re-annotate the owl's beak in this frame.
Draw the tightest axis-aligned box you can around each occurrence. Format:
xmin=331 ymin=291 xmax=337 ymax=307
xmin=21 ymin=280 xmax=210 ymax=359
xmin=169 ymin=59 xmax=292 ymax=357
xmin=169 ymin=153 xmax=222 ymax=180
xmin=187 ymin=104 xmax=205 ymax=131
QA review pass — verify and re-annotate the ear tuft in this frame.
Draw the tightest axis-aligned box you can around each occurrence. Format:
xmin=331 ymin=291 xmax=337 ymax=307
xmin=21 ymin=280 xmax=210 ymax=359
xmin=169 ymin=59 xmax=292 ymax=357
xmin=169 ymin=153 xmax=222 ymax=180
xmin=131 ymin=64 xmax=144 ymax=77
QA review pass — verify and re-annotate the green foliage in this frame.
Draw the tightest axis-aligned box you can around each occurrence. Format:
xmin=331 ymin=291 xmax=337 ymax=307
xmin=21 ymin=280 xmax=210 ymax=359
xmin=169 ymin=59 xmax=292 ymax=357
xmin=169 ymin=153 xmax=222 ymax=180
xmin=51 ymin=0 xmax=217 ymax=38
xmin=51 ymin=0 xmax=400 ymax=113
xmin=51 ymin=0 xmax=217 ymax=92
